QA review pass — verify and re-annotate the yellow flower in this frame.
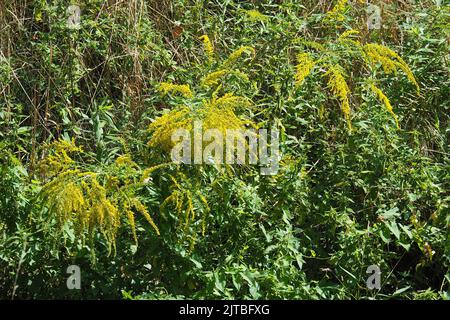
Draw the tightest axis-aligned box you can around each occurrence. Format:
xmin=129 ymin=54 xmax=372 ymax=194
xmin=370 ymin=84 xmax=400 ymax=128
xmin=147 ymin=93 xmax=255 ymax=152
xmin=199 ymin=35 xmax=214 ymax=63
xmin=40 ymin=148 xmax=160 ymax=254
xmin=296 ymin=39 xmax=325 ymax=52
xmin=338 ymin=30 xmax=364 ymax=53
xmin=159 ymin=82 xmax=193 ymax=98
xmin=38 ymin=138 xmax=83 ymax=177
xmin=324 ymin=65 xmax=352 ymax=129
xmin=294 ymin=53 xmax=315 ymax=87
xmin=147 ymin=106 xmax=192 ymax=150
xmin=325 ymin=0 xmax=349 ymax=23
xmin=115 ymin=154 xmax=139 ymax=168
xmin=364 ymin=43 xmax=420 ymax=94
xmin=339 ymin=29 xmax=359 ymax=40
xmin=201 ymin=69 xmax=250 ymax=88
xmin=223 ymin=46 xmax=255 ymax=67
xmin=131 ymin=198 xmax=160 ymax=236
xmin=201 ymin=69 xmax=229 ymax=87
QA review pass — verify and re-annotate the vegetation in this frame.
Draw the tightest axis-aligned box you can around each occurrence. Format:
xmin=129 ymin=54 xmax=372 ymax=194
xmin=0 ymin=0 xmax=448 ymax=300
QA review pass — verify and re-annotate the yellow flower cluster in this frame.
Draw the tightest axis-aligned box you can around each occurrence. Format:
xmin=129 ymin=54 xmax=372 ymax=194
xmin=339 ymin=29 xmax=359 ymax=39
xmin=325 ymin=0 xmax=349 ymax=22
xmin=148 ymin=106 xmax=192 ymax=150
xmin=162 ymin=174 xmax=195 ymax=230
xmin=202 ymin=69 xmax=229 ymax=87
xmin=199 ymin=35 xmax=214 ymax=63
xmin=39 ymin=142 xmax=160 ymax=252
xmin=160 ymin=172 xmax=210 ymax=249
xmin=122 ymin=196 xmax=160 ymax=245
xmin=130 ymin=198 xmax=160 ymax=237
xmin=292 ymin=31 xmax=419 ymax=130
xmin=364 ymin=43 xmax=420 ymax=94
xmin=148 ymin=93 xmax=254 ymax=151
xmin=159 ymin=82 xmax=193 ymax=98
xmin=41 ymin=171 xmax=121 ymax=253
xmin=223 ymin=46 xmax=255 ymax=67
xmin=324 ymin=65 xmax=352 ymax=129
xmin=197 ymin=37 xmax=253 ymax=88
xmin=294 ymin=53 xmax=315 ymax=87
xmin=39 ymin=138 xmax=83 ymax=177
xmin=338 ymin=30 xmax=363 ymax=52
xmin=203 ymin=93 xmax=253 ymax=132
xmin=142 ymin=163 xmax=173 ymax=182
xmin=201 ymin=69 xmax=250 ymax=87
xmin=370 ymin=83 xmax=400 ymax=128
xmin=115 ymin=154 xmax=139 ymax=168
xmin=296 ymin=39 xmax=325 ymax=52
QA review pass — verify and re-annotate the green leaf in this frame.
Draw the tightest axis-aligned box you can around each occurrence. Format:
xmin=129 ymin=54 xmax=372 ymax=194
xmin=393 ymin=286 xmax=411 ymax=296
xmin=386 ymin=221 xmax=401 ymax=240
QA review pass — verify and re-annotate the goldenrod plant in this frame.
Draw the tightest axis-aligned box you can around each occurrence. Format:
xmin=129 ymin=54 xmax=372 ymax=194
xmin=38 ymin=140 xmax=160 ymax=256
xmin=145 ymin=40 xmax=261 ymax=248
xmin=293 ymin=30 xmax=420 ymax=130
xmin=148 ymin=35 xmax=258 ymax=157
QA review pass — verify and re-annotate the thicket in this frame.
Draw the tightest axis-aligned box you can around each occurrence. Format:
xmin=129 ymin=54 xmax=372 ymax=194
xmin=0 ymin=0 xmax=448 ymax=299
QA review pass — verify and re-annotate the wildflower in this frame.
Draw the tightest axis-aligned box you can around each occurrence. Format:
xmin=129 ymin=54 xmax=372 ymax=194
xmin=324 ymin=65 xmax=352 ymax=129
xmin=339 ymin=29 xmax=359 ymax=39
xmin=39 ymin=143 xmax=160 ymax=253
xmin=201 ymin=69 xmax=229 ymax=87
xmin=115 ymin=154 xmax=139 ymax=168
xmin=364 ymin=43 xmax=420 ymax=94
xmin=159 ymin=82 xmax=193 ymax=98
xmin=338 ymin=31 xmax=364 ymax=53
xmin=38 ymin=138 xmax=83 ymax=177
xmin=223 ymin=46 xmax=255 ymax=67
xmin=370 ymin=84 xmax=400 ymax=128
xmin=296 ymin=39 xmax=325 ymax=52
xmin=147 ymin=92 xmax=255 ymax=157
xmin=199 ymin=35 xmax=214 ymax=63
xmin=148 ymin=106 xmax=192 ymax=150
xmin=294 ymin=53 xmax=315 ymax=87
xmin=325 ymin=0 xmax=349 ymax=23
xmin=131 ymin=198 xmax=160 ymax=236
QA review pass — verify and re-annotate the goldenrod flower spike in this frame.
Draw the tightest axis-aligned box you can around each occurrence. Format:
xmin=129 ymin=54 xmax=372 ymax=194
xmin=324 ymin=65 xmax=352 ymax=130
xmin=294 ymin=53 xmax=316 ymax=87
xmin=364 ymin=44 xmax=420 ymax=94
xmin=370 ymin=84 xmax=400 ymax=128
xmin=201 ymin=69 xmax=250 ymax=87
xmin=201 ymin=69 xmax=229 ymax=87
xmin=39 ymin=140 xmax=161 ymax=253
xmin=325 ymin=0 xmax=349 ymax=22
xmin=339 ymin=29 xmax=359 ymax=40
xmin=159 ymin=82 xmax=193 ymax=98
xmin=223 ymin=46 xmax=255 ymax=67
xmin=148 ymin=92 xmax=255 ymax=152
xmin=199 ymin=35 xmax=214 ymax=63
